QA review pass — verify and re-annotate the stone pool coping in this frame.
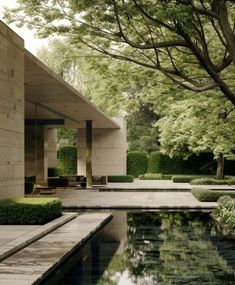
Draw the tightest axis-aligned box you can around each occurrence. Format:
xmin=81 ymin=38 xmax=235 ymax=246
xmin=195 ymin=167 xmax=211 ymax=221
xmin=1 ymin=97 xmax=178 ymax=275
xmin=0 ymin=212 xmax=112 ymax=285
xmin=0 ymin=212 xmax=77 ymax=262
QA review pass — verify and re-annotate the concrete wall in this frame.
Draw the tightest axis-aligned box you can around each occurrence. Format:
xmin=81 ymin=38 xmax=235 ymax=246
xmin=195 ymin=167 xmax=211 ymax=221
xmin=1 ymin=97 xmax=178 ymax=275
xmin=77 ymin=118 xmax=127 ymax=176
xmin=0 ymin=22 xmax=24 ymax=199
xmin=25 ymin=125 xmax=48 ymax=182
xmin=48 ymin=128 xmax=57 ymax=168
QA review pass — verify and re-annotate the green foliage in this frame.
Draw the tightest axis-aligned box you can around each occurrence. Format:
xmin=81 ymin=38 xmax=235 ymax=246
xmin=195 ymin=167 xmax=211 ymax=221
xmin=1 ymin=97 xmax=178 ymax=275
xmin=108 ymin=175 xmax=134 ymax=183
xmin=157 ymin=93 xmax=235 ymax=176
xmin=57 ymin=129 xmax=77 ymax=146
xmin=57 ymin=146 xmax=77 ymax=175
xmin=4 ymin=0 xmax=235 ymax=107
xmin=214 ymin=196 xmax=235 ymax=230
xmin=172 ymin=175 xmax=214 ymax=183
xmin=0 ymin=198 xmax=62 ymax=225
xmin=24 ymin=181 xmax=34 ymax=194
xmin=191 ymin=188 xmax=235 ymax=202
xmin=127 ymin=101 xmax=159 ymax=153
xmin=190 ymin=178 xmax=235 ymax=185
xmin=147 ymin=151 xmax=185 ymax=174
xmin=127 ymin=151 xmax=148 ymax=177
xmin=139 ymin=173 xmax=173 ymax=180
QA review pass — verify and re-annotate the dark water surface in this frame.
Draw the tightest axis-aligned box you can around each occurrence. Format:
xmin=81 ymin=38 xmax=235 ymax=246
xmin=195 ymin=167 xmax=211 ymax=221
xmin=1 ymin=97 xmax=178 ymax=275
xmin=59 ymin=211 xmax=235 ymax=285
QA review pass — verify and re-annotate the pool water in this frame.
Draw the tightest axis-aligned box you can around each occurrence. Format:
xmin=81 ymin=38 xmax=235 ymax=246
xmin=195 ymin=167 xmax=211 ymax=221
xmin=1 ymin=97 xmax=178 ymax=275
xmin=60 ymin=211 xmax=235 ymax=285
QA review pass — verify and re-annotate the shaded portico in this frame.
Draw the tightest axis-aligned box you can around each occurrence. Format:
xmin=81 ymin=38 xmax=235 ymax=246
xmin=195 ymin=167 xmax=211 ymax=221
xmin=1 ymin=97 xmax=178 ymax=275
xmin=24 ymin=51 xmax=126 ymax=188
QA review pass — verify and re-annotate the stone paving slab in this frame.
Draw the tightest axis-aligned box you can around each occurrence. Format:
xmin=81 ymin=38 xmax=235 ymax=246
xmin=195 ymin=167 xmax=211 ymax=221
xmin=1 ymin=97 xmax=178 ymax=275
xmin=0 ymin=212 xmax=77 ymax=262
xmin=0 ymin=213 xmax=112 ymax=285
xmin=106 ymin=180 xmax=235 ymax=190
xmin=53 ymin=189 xmax=217 ymax=210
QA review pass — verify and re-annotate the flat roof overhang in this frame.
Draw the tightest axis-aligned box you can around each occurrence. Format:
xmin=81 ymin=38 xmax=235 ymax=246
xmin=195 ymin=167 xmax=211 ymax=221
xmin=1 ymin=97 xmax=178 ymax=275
xmin=24 ymin=50 xmax=120 ymax=129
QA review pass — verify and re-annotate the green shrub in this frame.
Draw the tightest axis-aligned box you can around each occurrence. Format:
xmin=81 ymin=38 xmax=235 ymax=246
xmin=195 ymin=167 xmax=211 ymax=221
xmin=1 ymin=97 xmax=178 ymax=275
xmin=172 ymin=175 xmax=213 ymax=183
xmin=0 ymin=198 xmax=62 ymax=225
xmin=147 ymin=151 xmax=185 ymax=174
xmin=214 ymin=196 xmax=235 ymax=230
xmin=191 ymin=188 xmax=235 ymax=202
xmin=108 ymin=175 xmax=134 ymax=182
xmin=127 ymin=151 xmax=148 ymax=177
xmin=57 ymin=146 xmax=77 ymax=175
xmin=139 ymin=173 xmax=173 ymax=180
xmin=190 ymin=178 xmax=235 ymax=185
xmin=25 ymin=181 xmax=34 ymax=194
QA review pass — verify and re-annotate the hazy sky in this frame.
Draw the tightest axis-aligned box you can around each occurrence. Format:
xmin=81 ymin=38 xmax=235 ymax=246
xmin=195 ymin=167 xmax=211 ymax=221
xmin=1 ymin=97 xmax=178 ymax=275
xmin=0 ymin=0 xmax=48 ymax=54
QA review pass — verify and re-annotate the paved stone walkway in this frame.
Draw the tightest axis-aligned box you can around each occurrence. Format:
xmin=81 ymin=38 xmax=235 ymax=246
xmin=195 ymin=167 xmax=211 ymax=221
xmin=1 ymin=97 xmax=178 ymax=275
xmin=106 ymin=180 xmax=235 ymax=190
xmin=54 ymin=189 xmax=217 ymax=209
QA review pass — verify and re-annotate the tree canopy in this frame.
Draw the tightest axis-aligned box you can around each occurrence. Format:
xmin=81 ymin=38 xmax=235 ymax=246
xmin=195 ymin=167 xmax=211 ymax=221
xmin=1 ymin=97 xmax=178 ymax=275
xmin=4 ymin=0 xmax=235 ymax=105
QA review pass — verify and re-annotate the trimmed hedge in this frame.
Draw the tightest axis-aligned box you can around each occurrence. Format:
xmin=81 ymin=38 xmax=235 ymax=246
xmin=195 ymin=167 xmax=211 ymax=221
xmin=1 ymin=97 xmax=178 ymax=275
xmin=139 ymin=173 xmax=173 ymax=180
xmin=172 ymin=175 xmax=214 ymax=183
xmin=191 ymin=188 xmax=235 ymax=202
xmin=147 ymin=151 xmax=184 ymax=174
xmin=190 ymin=178 xmax=235 ymax=185
xmin=57 ymin=146 xmax=77 ymax=175
xmin=147 ymin=152 xmax=217 ymax=175
xmin=127 ymin=151 xmax=148 ymax=177
xmin=214 ymin=196 xmax=235 ymax=230
xmin=108 ymin=175 xmax=134 ymax=182
xmin=0 ymin=198 xmax=62 ymax=224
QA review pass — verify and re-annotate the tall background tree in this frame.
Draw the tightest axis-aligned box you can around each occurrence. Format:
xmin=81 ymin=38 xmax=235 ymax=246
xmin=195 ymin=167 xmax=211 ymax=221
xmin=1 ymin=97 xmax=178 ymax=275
xmin=4 ymin=0 xmax=235 ymax=105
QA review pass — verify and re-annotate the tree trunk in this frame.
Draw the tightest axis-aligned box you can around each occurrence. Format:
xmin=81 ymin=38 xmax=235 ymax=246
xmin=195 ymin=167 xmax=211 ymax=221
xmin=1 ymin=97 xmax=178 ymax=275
xmin=216 ymin=154 xmax=224 ymax=180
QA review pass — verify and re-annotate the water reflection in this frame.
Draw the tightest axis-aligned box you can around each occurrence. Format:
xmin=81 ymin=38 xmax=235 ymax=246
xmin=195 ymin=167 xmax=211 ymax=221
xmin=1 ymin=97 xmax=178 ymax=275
xmin=62 ymin=211 xmax=235 ymax=285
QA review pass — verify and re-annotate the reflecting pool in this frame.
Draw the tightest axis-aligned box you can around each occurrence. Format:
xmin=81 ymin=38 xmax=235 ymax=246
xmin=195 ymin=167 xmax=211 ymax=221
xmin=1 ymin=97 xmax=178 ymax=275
xmin=60 ymin=211 xmax=235 ymax=285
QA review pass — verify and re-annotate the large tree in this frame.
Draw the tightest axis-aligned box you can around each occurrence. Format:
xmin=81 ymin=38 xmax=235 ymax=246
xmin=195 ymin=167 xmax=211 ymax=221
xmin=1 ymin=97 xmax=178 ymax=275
xmin=4 ymin=0 xmax=235 ymax=105
xmin=157 ymin=91 xmax=235 ymax=179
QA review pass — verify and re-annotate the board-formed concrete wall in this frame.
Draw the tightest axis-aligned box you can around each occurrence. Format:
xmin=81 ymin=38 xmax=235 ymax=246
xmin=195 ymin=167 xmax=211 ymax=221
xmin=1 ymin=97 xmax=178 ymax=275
xmin=0 ymin=22 xmax=24 ymax=199
xmin=77 ymin=118 xmax=127 ymax=176
xmin=25 ymin=125 xmax=48 ymax=182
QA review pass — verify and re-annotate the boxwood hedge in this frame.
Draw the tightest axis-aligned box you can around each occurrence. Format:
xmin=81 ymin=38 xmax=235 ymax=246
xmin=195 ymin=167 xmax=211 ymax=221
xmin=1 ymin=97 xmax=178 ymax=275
xmin=190 ymin=178 xmax=235 ymax=185
xmin=191 ymin=188 xmax=235 ymax=202
xmin=214 ymin=195 xmax=235 ymax=230
xmin=108 ymin=175 xmax=134 ymax=182
xmin=139 ymin=173 xmax=173 ymax=180
xmin=0 ymin=198 xmax=62 ymax=225
xmin=127 ymin=151 xmax=148 ymax=177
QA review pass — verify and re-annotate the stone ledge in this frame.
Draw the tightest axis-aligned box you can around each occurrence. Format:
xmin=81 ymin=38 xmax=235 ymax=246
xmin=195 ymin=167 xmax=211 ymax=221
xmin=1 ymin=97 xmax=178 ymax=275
xmin=0 ymin=212 xmax=77 ymax=262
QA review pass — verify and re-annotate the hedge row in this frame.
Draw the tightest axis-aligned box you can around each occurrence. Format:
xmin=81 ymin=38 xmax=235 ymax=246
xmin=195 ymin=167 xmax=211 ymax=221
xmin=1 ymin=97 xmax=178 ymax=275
xmin=139 ymin=173 xmax=173 ymax=180
xmin=191 ymin=188 xmax=235 ymax=202
xmin=127 ymin=151 xmax=235 ymax=177
xmin=0 ymin=198 xmax=62 ymax=224
xmin=127 ymin=151 xmax=148 ymax=177
xmin=172 ymin=175 xmax=214 ymax=183
xmin=108 ymin=175 xmax=134 ymax=182
xmin=190 ymin=178 xmax=235 ymax=185
xmin=57 ymin=146 xmax=77 ymax=175
xmin=214 ymin=196 xmax=235 ymax=230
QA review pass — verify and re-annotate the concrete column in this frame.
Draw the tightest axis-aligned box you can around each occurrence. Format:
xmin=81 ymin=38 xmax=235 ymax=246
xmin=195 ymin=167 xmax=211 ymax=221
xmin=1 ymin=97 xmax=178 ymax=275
xmin=86 ymin=120 xmax=92 ymax=188
xmin=48 ymin=128 xmax=57 ymax=169
xmin=25 ymin=125 xmax=48 ymax=182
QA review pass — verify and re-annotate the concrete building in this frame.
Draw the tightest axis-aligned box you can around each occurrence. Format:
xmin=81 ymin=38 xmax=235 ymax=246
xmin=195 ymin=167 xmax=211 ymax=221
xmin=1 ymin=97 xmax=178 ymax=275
xmin=0 ymin=21 xmax=127 ymax=199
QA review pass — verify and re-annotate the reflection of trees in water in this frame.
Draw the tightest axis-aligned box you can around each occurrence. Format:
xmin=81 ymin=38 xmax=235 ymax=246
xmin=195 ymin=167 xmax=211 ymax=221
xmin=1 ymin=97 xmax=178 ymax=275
xmin=100 ymin=212 xmax=235 ymax=285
